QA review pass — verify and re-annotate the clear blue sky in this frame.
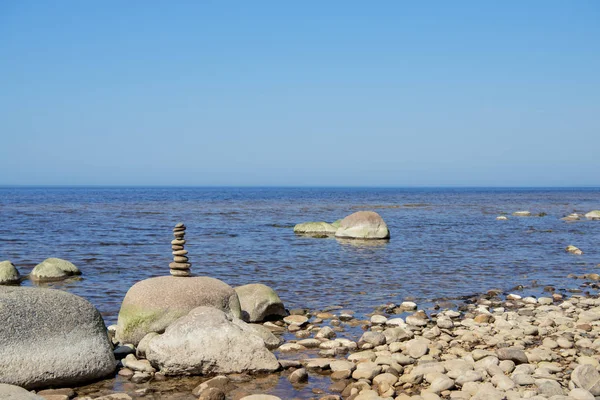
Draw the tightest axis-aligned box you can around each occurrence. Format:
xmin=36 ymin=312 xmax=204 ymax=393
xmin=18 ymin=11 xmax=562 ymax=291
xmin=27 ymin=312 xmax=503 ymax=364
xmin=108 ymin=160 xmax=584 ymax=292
xmin=1 ymin=1 xmax=599 ymax=186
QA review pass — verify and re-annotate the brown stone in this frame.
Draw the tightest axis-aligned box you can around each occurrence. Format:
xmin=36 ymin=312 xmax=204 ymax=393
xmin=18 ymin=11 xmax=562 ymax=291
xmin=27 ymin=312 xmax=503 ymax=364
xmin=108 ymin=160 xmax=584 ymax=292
xmin=169 ymin=262 xmax=191 ymax=270
xmin=37 ymin=388 xmax=76 ymax=399
xmin=170 ymin=269 xmax=191 ymax=277
xmin=173 ymin=256 xmax=189 ymax=263
xmin=171 ymin=245 xmax=184 ymax=251
xmin=171 ymin=239 xmax=185 ymax=246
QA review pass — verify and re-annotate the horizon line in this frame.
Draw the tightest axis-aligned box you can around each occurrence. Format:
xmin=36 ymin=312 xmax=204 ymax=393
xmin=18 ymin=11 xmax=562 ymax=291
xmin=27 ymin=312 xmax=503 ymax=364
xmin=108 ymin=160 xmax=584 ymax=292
xmin=1 ymin=184 xmax=599 ymax=189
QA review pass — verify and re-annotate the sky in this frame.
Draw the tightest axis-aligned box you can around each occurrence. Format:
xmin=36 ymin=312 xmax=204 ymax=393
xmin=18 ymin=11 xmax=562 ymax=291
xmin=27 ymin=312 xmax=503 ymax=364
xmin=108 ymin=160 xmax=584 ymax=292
xmin=1 ymin=1 xmax=599 ymax=187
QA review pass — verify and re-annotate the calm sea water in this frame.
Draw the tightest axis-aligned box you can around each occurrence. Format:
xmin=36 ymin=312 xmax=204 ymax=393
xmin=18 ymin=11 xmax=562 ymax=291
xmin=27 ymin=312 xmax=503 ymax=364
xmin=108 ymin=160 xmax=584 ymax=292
xmin=1 ymin=187 xmax=599 ymax=324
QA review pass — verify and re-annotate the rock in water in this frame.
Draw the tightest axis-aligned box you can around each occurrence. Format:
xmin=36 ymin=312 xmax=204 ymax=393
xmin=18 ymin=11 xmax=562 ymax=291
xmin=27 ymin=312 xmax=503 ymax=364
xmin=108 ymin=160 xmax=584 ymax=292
xmin=0 ymin=383 xmax=45 ymax=399
xmin=585 ymin=210 xmax=600 ymax=220
xmin=566 ymin=245 xmax=583 ymax=255
xmin=146 ymin=306 xmax=280 ymax=375
xmin=512 ymin=211 xmax=532 ymax=216
xmin=0 ymin=260 xmax=20 ymax=284
xmin=30 ymin=258 xmax=81 ymax=282
xmin=335 ymin=211 xmax=390 ymax=240
xmin=0 ymin=287 xmax=115 ymax=389
xmin=235 ymin=283 xmax=287 ymax=322
xmin=115 ymin=276 xmax=242 ymax=345
xmin=293 ymin=222 xmax=337 ymax=235
xmin=170 ymin=223 xmax=191 ymax=276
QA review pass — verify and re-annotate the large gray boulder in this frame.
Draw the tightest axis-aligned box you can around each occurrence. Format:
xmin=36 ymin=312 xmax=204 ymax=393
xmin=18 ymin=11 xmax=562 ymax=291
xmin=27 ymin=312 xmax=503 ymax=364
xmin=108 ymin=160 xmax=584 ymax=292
xmin=335 ymin=211 xmax=390 ymax=240
xmin=293 ymin=222 xmax=337 ymax=235
xmin=0 ymin=287 xmax=115 ymax=389
xmin=116 ymin=276 xmax=242 ymax=345
xmin=0 ymin=260 xmax=20 ymax=284
xmin=146 ymin=306 xmax=280 ymax=375
xmin=30 ymin=258 xmax=81 ymax=282
xmin=0 ymin=384 xmax=44 ymax=399
xmin=235 ymin=283 xmax=287 ymax=322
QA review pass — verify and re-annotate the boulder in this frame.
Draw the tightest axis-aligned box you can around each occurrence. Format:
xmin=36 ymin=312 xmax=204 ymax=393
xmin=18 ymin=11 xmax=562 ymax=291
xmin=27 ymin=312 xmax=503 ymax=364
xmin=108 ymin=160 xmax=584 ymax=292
xmin=335 ymin=211 xmax=390 ymax=240
xmin=30 ymin=258 xmax=81 ymax=282
xmin=0 ymin=260 xmax=20 ymax=284
xmin=512 ymin=211 xmax=531 ymax=217
xmin=0 ymin=384 xmax=44 ymax=399
xmin=572 ymin=364 xmax=600 ymax=395
xmin=0 ymin=287 xmax=115 ymax=389
xmin=146 ymin=306 xmax=280 ymax=375
xmin=293 ymin=222 xmax=337 ymax=235
xmin=585 ymin=210 xmax=600 ymax=220
xmin=115 ymin=276 xmax=242 ymax=345
xmin=235 ymin=283 xmax=287 ymax=322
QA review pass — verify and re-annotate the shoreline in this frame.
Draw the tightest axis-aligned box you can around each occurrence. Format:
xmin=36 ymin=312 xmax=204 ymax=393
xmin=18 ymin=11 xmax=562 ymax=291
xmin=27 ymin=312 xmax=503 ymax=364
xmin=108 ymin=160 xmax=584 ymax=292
xmin=50 ymin=274 xmax=600 ymax=400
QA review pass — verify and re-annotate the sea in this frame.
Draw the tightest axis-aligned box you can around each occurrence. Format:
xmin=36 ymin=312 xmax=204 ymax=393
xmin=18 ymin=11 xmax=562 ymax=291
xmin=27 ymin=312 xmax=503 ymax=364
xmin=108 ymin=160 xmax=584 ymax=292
xmin=1 ymin=187 xmax=599 ymax=325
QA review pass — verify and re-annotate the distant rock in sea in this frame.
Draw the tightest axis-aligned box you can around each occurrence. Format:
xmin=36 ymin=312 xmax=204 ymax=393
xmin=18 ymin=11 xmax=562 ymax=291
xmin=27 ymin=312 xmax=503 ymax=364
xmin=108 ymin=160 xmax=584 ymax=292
xmin=335 ymin=211 xmax=390 ymax=240
xmin=585 ymin=210 xmax=600 ymax=220
xmin=30 ymin=258 xmax=81 ymax=282
xmin=293 ymin=221 xmax=337 ymax=235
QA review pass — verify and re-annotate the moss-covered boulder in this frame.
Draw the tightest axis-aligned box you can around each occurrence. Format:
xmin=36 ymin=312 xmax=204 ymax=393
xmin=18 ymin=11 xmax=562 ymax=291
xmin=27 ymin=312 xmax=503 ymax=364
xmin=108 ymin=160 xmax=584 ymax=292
xmin=585 ymin=210 xmax=600 ymax=220
xmin=116 ymin=276 xmax=242 ymax=345
xmin=0 ymin=261 xmax=20 ymax=285
xmin=335 ymin=211 xmax=390 ymax=240
xmin=30 ymin=258 xmax=81 ymax=282
xmin=235 ymin=283 xmax=287 ymax=322
xmin=293 ymin=221 xmax=337 ymax=235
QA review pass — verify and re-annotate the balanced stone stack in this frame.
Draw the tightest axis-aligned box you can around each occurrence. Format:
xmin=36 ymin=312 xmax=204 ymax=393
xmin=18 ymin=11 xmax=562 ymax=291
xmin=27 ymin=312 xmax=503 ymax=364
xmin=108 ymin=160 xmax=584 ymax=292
xmin=170 ymin=223 xmax=191 ymax=277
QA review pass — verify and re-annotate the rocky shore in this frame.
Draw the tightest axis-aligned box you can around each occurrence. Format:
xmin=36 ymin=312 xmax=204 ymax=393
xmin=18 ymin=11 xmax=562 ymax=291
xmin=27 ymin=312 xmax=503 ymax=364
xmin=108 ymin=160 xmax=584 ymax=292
xmin=5 ymin=279 xmax=598 ymax=400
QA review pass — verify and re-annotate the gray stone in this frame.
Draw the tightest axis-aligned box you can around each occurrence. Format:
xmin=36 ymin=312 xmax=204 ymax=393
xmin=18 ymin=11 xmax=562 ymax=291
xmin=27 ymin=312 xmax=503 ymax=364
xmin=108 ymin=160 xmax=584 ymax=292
xmin=0 ymin=384 xmax=44 ymax=399
xmin=496 ymin=347 xmax=529 ymax=364
xmin=0 ymin=287 xmax=115 ymax=389
xmin=360 ymin=331 xmax=386 ymax=346
xmin=30 ymin=258 xmax=81 ymax=282
xmin=571 ymin=364 xmax=600 ymax=395
xmin=335 ymin=211 xmax=390 ymax=240
xmin=289 ymin=368 xmax=308 ymax=384
xmin=146 ymin=306 xmax=279 ymax=375
xmin=585 ymin=210 xmax=600 ymax=220
xmin=247 ymin=323 xmax=283 ymax=350
xmin=235 ymin=283 xmax=287 ymax=322
xmin=293 ymin=222 xmax=337 ymax=234
xmin=0 ymin=261 xmax=20 ymax=285
xmin=115 ymin=276 xmax=242 ymax=345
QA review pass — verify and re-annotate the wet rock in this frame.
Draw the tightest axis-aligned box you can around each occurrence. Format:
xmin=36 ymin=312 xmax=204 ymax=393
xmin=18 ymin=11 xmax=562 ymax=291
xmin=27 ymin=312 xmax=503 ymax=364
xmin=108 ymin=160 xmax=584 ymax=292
xmin=234 ymin=283 xmax=287 ymax=322
xmin=512 ymin=211 xmax=531 ymax=216
xmin=289 ymin=368 xmax=308 ymax=384
xmin=30 ymin=258 xmax=81 ymax=282
xmin=566 ymin=245 xmax=583 ymax=255
xmin=334 ymin=211 xmax=390 ymax=240
xmin=0 ymin=260 xmax=20 ymax=284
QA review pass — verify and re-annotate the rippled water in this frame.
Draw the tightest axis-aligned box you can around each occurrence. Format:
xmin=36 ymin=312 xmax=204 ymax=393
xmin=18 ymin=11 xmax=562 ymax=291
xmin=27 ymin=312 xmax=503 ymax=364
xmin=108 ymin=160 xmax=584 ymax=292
xmin=1 ymin=187 xmax=599 ymax=324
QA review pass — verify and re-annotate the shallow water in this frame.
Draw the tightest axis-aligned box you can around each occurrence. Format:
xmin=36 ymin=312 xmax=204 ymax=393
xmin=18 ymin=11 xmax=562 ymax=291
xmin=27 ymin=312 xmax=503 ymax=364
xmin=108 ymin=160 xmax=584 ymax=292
xmin=1 ymin=187 xmax=599 ymax=325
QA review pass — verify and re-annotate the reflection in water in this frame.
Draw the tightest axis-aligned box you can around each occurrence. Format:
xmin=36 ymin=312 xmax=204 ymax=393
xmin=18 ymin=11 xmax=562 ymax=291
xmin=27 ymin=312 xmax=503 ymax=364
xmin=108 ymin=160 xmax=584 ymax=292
xmin=335 ymin=238 xmax=390 ymax=248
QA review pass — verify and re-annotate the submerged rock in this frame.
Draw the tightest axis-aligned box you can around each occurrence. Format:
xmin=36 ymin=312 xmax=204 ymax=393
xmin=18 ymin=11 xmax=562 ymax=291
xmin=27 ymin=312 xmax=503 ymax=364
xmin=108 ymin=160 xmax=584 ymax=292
xmin=512 ymin=211 xmax=531 ymax=217
xmin=566 ymin=245 xmax=583 ymax=255
xmin=335 ymin=211 xmax=390 ymax=240
xmin=30 ymin=258 xmax=81 ymax=282
xmin=146 ymin=306 xmax=279 ymax=375
xmin=0 ymin=260 xmax=20 ymax=284
xmin=116 ymin=276 xmax=242 ymax=345
xmin=496 ymin=216 xmax=508 ymax=220
xmin=0 ymin=286 xmax=115 ymax=389
xmin=235 ymin=283 xmax=287 ymax=322
xmin=293 ymin=222 xmax=337 ymax=235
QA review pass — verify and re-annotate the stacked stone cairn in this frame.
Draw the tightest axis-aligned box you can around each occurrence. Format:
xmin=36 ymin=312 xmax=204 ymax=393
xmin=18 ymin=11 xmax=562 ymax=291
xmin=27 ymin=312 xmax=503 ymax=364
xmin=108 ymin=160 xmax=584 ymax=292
xmin=170 ymin=222 xmax=191 ymax=277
